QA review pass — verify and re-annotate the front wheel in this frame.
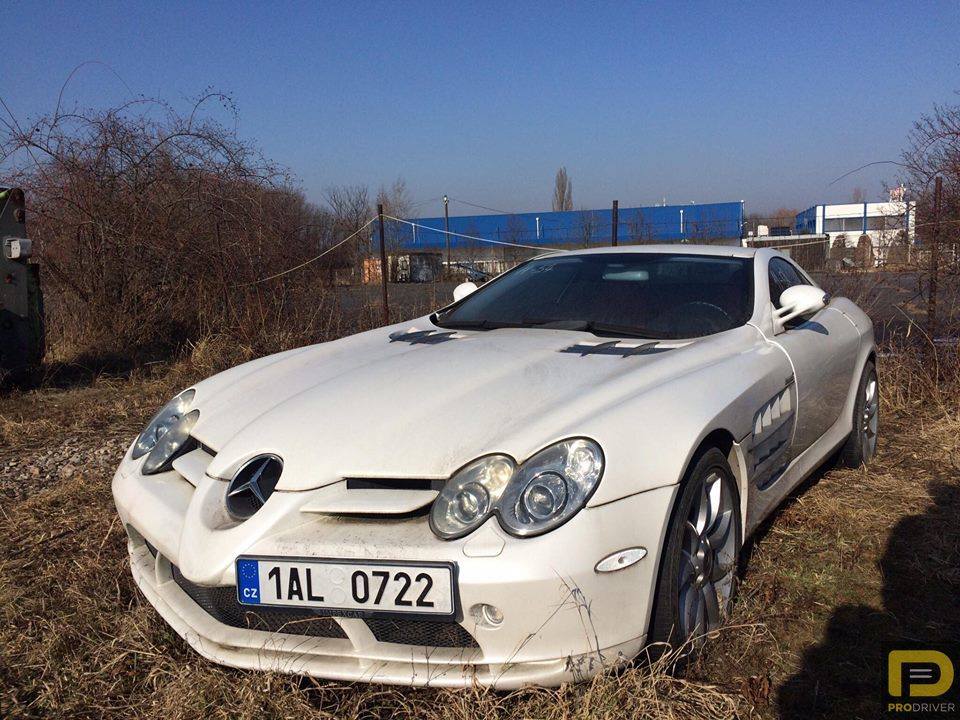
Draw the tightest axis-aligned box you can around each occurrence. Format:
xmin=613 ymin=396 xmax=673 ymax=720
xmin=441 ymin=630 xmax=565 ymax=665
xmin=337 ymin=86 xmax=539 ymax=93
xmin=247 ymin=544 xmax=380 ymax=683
xmin=647 ymin=447 xmax=742 ymax=653
xmin=839 ymin=360 xmax=879 ymax=468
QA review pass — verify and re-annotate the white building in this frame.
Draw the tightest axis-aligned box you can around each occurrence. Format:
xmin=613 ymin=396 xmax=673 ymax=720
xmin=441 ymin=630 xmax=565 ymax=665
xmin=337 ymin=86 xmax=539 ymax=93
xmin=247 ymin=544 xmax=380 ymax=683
xmin=794 ymin=201 xmax=915 ymax=263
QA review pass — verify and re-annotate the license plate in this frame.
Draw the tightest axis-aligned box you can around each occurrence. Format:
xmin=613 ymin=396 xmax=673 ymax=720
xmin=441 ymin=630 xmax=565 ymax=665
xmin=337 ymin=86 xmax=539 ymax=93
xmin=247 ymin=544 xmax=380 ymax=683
xmin=235 ymin=556 xmax=457 ymax=618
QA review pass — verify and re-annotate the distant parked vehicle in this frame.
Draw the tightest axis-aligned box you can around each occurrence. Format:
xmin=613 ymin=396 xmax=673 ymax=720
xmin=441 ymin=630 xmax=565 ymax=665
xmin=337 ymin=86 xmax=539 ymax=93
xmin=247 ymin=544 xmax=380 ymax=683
xmin=113 ymin=245 xmax=878 ymax=687
xmin=389 ymin=251 xmax=443 ymax=283
xmin=0 ymin=188 xmax=44 ymax=379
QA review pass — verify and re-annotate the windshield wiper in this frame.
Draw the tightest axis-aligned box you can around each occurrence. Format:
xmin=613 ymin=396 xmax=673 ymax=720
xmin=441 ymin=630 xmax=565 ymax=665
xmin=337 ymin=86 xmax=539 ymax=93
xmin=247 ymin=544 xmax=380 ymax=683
xmin=552 ymin=320 xmax=670 ymax=339
xmin=432 ymin=318 xmax=529 ymax=331
xmin=433 ymin=316 xmax=668 ymax=339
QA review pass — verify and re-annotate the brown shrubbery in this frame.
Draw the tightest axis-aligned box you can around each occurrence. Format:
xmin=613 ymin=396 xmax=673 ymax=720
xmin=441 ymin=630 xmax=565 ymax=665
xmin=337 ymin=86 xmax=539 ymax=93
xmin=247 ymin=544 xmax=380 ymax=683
xmin=1 ymin=94 xmax=374 ymax=367
xmin=1 ymin=344 xmax=957 ymax=719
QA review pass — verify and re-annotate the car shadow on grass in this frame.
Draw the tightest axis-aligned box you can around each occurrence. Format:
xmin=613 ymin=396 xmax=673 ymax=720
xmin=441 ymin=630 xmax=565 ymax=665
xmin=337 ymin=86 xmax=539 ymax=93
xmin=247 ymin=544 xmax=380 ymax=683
xmin=777 ymin=480 xmax=960 ymax=719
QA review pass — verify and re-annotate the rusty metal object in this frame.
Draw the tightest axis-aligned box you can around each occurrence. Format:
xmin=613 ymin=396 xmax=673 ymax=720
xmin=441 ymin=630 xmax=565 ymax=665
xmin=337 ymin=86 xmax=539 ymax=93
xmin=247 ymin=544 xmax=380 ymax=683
xmin=0 ymin=187 xmax=45 ymax=377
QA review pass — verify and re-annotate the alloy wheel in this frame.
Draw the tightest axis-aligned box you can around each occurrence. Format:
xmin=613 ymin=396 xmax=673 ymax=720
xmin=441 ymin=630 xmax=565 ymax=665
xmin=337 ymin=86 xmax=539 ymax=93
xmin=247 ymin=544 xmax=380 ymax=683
xmin=677 ymin=471 xmax=737 ymax=640
xmin=861 ymin=375 xmax=879 ymax=462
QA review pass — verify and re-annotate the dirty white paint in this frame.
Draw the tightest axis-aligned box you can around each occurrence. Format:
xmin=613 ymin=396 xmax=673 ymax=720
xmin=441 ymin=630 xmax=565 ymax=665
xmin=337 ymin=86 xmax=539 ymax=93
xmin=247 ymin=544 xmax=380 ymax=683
xmin=112 ymin=245 xmax=876 ymax=687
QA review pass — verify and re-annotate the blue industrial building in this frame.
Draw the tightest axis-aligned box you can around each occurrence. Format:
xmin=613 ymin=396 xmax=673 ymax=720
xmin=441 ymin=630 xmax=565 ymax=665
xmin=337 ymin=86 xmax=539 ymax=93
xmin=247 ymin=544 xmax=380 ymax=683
xmin=397 ymin=201 xmax=744 ymax=250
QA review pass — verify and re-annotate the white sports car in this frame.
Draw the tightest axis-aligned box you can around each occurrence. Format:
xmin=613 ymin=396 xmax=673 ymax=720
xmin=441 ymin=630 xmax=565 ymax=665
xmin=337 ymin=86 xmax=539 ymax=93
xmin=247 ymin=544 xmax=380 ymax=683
xmin=112 ymin=245 xmax=878 ymax=688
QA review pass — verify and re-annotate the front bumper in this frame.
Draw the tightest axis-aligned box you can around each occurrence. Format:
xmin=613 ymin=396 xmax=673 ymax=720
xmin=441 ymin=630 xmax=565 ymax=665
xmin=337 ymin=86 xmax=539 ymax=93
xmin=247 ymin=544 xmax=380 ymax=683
xmin=113 ymin=453 xmax=676 ymax=688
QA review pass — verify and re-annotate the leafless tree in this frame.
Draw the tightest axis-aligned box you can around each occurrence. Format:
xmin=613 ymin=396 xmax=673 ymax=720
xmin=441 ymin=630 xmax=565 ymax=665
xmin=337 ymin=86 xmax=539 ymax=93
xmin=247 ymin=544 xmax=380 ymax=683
xmin=376 ymin=177 xmax=413 ymax=251
xmin=898 ymin=97 xmax=960 ymax=337
xmin=376 ymin=177 xmax=412 ymax=218
xmin=552 ymin=166 xmax=573 ymax=212
xmin=901 ymin=99 xmax=960 ymax=264
xmin=772 ymin=207 xmax=799 ymax=228
xmin=0 ymin=91 xmax=346 ymax=363
xmin=325 ymin=184 xmax=371 ymax=263
xmin=575 ymin=208 xmax=598 ymax=248
xmin=627 ymin=209 xmax=656 ymax=243
xmin=325 ymin=184 xmax=371 ymax=232
xmin=500 ymin=215 xmax=528 ymax=262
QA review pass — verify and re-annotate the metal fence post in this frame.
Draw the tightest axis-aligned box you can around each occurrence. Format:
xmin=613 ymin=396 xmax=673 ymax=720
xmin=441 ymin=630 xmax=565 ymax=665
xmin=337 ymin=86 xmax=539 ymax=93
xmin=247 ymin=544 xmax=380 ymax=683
xmin=611 ymin=200 xmax=619 ymax=246
xmin=443 ymin=195 xmax=450 ymax=278
xmin=377 ymin=203 xmax=389 ymax=326
xmin=927 ymin=176 xmax=942 ymax=341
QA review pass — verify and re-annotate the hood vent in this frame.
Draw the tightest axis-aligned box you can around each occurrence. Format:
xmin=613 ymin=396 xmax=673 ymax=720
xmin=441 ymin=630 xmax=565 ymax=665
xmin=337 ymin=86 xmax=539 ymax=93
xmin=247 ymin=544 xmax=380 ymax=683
xmin=388 ymin=328 xmax=461 ymax=345
xmin=560 ymin=340 xmax=677 ymax=357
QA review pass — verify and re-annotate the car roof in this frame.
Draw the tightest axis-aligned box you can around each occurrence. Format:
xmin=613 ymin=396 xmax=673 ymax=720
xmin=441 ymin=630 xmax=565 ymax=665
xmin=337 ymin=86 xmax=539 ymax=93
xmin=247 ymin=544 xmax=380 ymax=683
xmin=538 ymin=243 xmax=760 ymax=259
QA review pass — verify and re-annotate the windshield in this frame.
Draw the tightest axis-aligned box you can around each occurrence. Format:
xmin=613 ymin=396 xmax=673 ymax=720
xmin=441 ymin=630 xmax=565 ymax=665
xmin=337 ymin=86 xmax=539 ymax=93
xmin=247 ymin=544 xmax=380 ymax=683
xmin=435 ymin=252 xmax=754 ymax=339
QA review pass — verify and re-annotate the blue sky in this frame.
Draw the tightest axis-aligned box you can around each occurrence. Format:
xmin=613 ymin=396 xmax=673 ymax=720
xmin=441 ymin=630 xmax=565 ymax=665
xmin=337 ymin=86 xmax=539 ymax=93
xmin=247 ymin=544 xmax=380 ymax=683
xmin=4 ymin=1 xmax=959 ymax=216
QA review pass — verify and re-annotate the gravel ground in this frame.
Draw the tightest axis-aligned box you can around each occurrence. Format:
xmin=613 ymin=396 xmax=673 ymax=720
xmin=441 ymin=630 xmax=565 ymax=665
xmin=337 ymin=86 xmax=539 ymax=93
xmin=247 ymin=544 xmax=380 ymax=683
xmin=0 ymin=434 xmax=129 ymax=503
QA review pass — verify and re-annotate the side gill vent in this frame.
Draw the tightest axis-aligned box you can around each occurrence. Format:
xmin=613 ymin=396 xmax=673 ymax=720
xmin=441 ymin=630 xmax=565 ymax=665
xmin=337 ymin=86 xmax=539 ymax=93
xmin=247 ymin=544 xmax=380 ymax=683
xmin=750 ymin=387 xmax=795 ymax=490
xmin=753 ymin=386 xmax=792 ymax=437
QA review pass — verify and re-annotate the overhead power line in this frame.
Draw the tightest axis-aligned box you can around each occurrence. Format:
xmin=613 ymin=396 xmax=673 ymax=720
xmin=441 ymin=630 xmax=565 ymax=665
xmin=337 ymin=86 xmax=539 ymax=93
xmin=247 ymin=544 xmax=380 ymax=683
xmin=241 ymin=217 xmax=377 ymax=285
xmin=383 ymin=214 xmax=553 ymax=251
xmin=445 ymin=196 xmax=518 ymax=216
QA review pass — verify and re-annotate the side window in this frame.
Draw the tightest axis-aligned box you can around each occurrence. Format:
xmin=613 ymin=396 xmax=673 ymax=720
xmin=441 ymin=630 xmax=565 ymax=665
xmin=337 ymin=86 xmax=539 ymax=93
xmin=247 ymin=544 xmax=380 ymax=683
xmin=768 ymin=258 xmax=808 ymax=309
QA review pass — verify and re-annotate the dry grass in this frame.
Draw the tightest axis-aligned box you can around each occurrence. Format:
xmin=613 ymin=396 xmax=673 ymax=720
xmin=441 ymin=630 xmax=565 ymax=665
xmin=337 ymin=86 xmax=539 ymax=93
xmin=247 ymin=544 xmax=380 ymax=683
xmin=1 ymin=345 xmax=958 ymax=719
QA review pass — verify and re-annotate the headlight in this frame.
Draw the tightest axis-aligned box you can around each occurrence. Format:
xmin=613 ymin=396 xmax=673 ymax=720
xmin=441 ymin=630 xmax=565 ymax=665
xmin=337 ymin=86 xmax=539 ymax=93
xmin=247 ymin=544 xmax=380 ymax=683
xmin=430 ymin=438 xmax=604 ymax=540
xmin=132 ymin=390 xmax=199 ymax=475
xmin=430 ymin=455 xmax=515 ymax=539
xmin=499 ymin=438 xmax=603 ymax=537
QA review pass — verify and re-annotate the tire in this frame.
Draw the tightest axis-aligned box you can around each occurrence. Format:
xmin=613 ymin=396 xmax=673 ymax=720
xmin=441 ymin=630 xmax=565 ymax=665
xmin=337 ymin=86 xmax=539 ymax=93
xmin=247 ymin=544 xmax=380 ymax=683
xmin=839 ymin=360 xmax=879 ymax=468
xmin=647 ymin=447 xmax=742 ymax=657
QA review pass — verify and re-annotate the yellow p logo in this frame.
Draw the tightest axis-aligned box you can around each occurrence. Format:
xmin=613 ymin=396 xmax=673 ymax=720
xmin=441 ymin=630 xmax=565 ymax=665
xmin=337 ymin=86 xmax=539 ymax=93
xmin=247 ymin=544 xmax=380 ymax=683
xmin=888 ymin=650 xmax=955 ymax=698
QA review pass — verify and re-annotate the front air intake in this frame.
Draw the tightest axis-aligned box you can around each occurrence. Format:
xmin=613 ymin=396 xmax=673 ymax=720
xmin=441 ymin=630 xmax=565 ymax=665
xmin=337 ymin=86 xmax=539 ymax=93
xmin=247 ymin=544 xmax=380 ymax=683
xmin=171 ymin=564 xmax=348 ymax=639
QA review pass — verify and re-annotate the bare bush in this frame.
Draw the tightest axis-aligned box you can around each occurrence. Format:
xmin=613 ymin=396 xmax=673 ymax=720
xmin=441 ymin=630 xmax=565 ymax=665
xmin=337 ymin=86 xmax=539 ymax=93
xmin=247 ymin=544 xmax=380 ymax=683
xmin=901 ymin=99 xmax=960 ymax=272
xmin=576 ymin=207 xmax=598 ymax=248
xmin=0 ymin=94 xmax=363 ymax=366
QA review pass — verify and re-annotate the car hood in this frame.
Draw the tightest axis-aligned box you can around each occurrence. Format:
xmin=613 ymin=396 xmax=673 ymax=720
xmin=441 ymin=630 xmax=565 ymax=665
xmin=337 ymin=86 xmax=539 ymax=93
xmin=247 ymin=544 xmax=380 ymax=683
xmin=191 ymin=318 xmax=749 ymax=491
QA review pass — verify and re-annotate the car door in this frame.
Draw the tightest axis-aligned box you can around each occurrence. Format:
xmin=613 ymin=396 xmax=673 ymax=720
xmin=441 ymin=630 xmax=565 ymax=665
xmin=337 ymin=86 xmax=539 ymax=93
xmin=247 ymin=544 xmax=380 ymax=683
xmin=766 ymin=257 xmax=860 ymax=454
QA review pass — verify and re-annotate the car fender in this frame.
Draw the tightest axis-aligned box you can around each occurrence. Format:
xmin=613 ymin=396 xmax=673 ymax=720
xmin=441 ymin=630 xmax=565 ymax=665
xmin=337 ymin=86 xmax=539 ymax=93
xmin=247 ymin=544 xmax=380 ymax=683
xmin=579 ymin=332 xmax=793 ymax=508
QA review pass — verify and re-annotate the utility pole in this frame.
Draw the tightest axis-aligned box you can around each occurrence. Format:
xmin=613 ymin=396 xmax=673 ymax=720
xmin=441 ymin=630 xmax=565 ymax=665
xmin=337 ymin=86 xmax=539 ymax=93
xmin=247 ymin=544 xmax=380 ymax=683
xmin=443 ymin=195 xmax=450 ymax=279
xmin=927 ymin=176 xmax=943 ymax=341
xmin=611 ymin=200 xmax=619 ymax=246
xmin=377 ymin=203 xmax=389 ymax=325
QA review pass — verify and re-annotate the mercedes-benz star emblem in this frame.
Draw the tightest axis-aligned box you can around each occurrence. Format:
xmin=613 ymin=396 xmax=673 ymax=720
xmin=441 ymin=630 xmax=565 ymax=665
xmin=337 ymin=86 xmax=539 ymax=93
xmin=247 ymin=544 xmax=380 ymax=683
xmin=225 ymin=454 xmax=283 ymax=520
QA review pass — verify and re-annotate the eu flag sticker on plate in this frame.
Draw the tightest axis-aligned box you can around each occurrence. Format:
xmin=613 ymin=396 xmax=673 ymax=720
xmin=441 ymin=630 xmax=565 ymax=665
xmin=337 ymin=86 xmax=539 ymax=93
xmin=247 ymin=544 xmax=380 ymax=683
xmin=236 ymin=558 xmax=261 ymax=604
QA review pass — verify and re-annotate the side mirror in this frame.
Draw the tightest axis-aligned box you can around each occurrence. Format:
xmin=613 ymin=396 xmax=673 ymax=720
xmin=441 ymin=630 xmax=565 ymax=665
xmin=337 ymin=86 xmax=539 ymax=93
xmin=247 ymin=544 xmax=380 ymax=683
xmin=453 ymin=281 xmax=478 ymax=302
xmin=774 ymin=285 xmax=828 ymax=329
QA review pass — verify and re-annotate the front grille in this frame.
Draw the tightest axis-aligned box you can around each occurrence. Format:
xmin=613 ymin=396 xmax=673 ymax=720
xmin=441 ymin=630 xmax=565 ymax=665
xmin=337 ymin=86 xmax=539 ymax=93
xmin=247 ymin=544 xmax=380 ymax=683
xmin=168 ymin=564 xmax=477 ymax=648
xmin=346 ymin=477 xmax=445 ymax=491
xmin=170 ymin=565 xmax=347 ymax=639
xmin=364 ymin=617 xmax=479 ymax=648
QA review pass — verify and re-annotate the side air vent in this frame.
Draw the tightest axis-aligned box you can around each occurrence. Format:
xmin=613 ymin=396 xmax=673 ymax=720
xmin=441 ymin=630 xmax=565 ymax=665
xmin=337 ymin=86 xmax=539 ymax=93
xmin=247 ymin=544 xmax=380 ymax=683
xmin=750 ymin=387 xmax=795 ymax=490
